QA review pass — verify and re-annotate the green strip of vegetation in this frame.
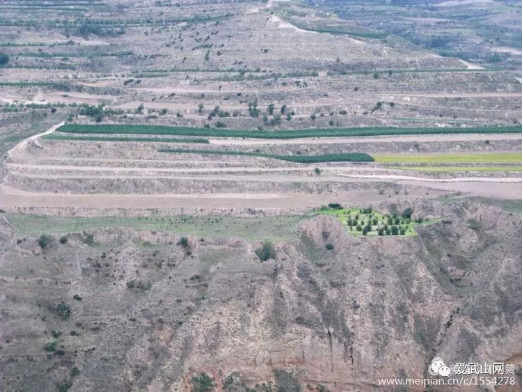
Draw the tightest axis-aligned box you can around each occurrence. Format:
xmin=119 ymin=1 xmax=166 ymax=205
xmin=45 ymin=134 xmax=210 ymax=144
xmin=17 ymin=51 xmax=132 ymax=58
xmin=56 ymin=124 xmax=522 ymax=139
xmin=375 ymin=152 xmax=522 ymax=164
xmin=158 ymin=148 xmax=374 ymax=163
xmin=399 ymin=166 xmax=521 ymax=172
xmin=0 ymin=6 xmax=88 ymax=11
xmin=0 ymin=42 xmax=74 ymax=47
xmin=0 ymin=82 xmax=70 ymax=89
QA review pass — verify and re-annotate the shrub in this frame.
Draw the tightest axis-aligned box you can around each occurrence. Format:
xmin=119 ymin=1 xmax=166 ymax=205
xmin=44 ymin=341 xmax=57 ymax=352
xmin=328 ymin=203 xmax=343 ymax=209
xmin=325 ymin=243 xmax=334 ymax=250
xmin=126 ymin=280 xmax=152 ymax=291
xmin=38 ymin=234 xmax=53 ymax=249
xmin=77 ymin=22 xmax=104 ymax=37
xmin=178 ymin=237 xmax=189 ymax=248
xmin=377 ymin=228 xmax=384 ymax=236
xmin=401 ymin=208 xmax=414 ymax=219
xmin=274 ymin=369 xmax=301 ymax=392
xmin=56 ymin=302 xmax=71 ymax=320
xmin=400 ymin=228 xmax=406 ymax=235
xmin=314 ymin=167 xmax=321 ymax=175
xmin=255 ymin=241 xmax=276 ymax=261
xmin=84 ymin=234 xmax=95 ymax=245
xmin=270 ymin=115 xmax=282 ymax=126
xmin=467 ymin=218 xmax=480 ymax=230
xmin=192 ymin=373 xmax=214 ymax=392
xmin=248 ymin=101 xmax=260 ymax=117
xmin=391 ymin=226 xmax=399 ymax=235
xmin=0 ymin=52 xmax=9 ymax=66
xmin=215 ymin=121 xmax=226 ymax=128
xmin=79 ymin=104 xmax=104 ymax=120
xmin=59 ymin=236 xmax=68 ymax=244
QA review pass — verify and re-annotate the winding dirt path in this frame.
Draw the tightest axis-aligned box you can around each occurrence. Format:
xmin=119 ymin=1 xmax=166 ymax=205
xmin=8 ymin=121 xmax=63 ymax=159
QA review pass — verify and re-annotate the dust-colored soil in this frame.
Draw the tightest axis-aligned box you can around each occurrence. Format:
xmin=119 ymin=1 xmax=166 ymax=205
xmin=0 ymin=184 xmax=440 ymax=210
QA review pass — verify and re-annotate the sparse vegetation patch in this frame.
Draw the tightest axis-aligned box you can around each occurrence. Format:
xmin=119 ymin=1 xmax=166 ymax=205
xmin=318 ymin=206 xmax=439 ymax=237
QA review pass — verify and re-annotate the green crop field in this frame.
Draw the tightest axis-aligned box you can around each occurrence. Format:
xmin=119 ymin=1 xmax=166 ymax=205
xmin=317 ymin=206 xmax=439 ymax=237
xmin=158 ymin=148 xmax=374 ymax=163
xmin=375 ymin=152 xmax=522 ymax=164
xmin=56 ymin=124 xmax=522 ymax=139
xmin=401 ymin=166 xmax=522 ymax=172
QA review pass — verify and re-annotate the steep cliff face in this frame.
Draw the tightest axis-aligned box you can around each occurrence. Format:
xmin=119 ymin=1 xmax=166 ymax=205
xmin=0 ymin=200 xmax=520 ymax=392
xmin=169 ymin=207 xmax=521 ymax=392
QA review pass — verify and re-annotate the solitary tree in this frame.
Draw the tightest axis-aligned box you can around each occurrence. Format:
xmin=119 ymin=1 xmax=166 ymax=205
xmin=0 ymin=52 xmax=9 ymax=66
xmin=255 ymin=241 xmax=276 ymax=261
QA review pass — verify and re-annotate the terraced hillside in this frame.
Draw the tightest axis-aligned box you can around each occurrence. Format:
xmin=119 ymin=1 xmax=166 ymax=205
xmin=0 ymin=0 xmax=521 ymax=131
xmin=2 ymin=122 xmax=521 ymax=214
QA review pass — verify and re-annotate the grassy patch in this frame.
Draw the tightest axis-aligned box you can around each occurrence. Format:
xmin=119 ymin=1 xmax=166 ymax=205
xmin=5 ymin=214 xmax=305 ymax=242
xmin=0 ymin=82 xmax=70 ymax=89
xmin=317 ymin=207 xmax=438 ymax=237
xmin=398 ymin=166 xmax=521 ymax=172
xmin=44 ymin=134 xmax=209 ymax=144
xmin=56 ymin=124 xmax=522 ymax=139
xmin=438 ymin=197 xmax=522 ymax=214
xmin=375 ymin=152 xmax=522 ymax=164
xmin=158 ymin=148 xmax=374 ymax=163
xmin=17 ymin=51 xmax=132 ymax=58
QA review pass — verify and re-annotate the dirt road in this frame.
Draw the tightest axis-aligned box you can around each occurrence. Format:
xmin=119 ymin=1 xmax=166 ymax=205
xmin=8 ymin=121 xmax=64 ymax=159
